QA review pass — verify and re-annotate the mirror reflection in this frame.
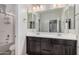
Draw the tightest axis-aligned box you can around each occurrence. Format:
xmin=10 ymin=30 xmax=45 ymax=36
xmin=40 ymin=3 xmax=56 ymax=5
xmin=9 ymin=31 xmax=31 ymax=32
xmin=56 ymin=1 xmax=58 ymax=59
xmin=27 ymin=4 xmax=75 ymax=33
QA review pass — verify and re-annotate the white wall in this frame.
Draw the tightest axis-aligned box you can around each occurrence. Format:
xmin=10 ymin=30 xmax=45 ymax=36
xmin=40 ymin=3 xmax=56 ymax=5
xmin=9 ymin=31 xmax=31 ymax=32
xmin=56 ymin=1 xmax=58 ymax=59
xmin=15 ymin=5 xmax=27 ymax=55
xmin=75 ymin=4 xmax=79 ymax=15
xmin=75 ymin=4 xmax=79 ymax=55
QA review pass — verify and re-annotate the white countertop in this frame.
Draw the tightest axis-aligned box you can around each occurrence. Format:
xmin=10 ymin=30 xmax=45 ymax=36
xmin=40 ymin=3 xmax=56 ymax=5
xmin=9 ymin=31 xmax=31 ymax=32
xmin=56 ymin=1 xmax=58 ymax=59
xmin=26 ymin=32 xmax=77 ymax=40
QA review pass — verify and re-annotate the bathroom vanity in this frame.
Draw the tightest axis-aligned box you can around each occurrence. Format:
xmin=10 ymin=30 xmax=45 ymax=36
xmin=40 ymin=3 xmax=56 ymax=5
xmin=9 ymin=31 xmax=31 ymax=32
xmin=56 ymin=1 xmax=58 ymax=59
xmin=26 ymin=5 xmax=78 ymax=55
xmin=26 ymin=33 xmax=77 ymax=55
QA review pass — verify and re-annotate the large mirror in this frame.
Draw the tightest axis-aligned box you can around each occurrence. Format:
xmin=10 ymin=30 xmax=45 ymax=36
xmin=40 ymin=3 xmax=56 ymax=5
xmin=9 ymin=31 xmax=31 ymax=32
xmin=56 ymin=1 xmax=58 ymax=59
xmin=27 ymin=4 xmax=75 ymax=33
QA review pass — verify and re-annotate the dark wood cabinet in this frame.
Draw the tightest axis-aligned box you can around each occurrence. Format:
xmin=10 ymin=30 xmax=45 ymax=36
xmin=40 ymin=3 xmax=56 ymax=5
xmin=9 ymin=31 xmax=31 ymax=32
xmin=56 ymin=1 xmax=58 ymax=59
xmin=27 ymin=37 xmax=41 ymax=55
xmin=26 ymin=36 xmax=77 ymax=55
xmin=41 ymin=38 xmax=53 ymax=55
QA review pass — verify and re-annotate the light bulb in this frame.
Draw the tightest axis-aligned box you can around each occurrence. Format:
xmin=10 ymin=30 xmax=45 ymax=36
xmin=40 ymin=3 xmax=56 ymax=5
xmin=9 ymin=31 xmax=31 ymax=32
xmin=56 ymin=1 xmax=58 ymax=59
xmin=33 ymin=6 xmax=36 ymax=10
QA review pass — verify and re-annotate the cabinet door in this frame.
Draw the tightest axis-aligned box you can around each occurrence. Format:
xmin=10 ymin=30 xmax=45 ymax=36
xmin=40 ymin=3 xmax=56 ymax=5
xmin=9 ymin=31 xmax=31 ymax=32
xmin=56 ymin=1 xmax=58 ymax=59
xmin=27 ymin=37 xmax=41 ymax=55
xmin=64 ymin=40 xmax=77 ymax=55
xmin=50 ymin=39 xmax=65 ymax=55
xmin=52 ymin=39 xmax=77 ymax=55
xmin=41 ymin=38 xmax=53 ymax=54
xmin=40 ymin=38 xmax=65 ymax=55
xmin=40 ymin=38 xmax=77 ymax=55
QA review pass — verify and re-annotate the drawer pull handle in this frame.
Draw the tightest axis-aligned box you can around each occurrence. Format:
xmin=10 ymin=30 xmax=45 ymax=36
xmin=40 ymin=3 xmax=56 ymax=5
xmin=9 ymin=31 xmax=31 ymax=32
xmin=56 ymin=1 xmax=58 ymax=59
xmin=42 ymin=49 xmax=51 ymax=52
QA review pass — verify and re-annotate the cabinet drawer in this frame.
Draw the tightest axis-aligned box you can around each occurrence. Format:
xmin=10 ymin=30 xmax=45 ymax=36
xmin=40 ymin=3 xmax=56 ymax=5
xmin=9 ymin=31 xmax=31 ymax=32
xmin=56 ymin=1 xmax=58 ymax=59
xmin=64 ymin=40 xmax=77 ymax=46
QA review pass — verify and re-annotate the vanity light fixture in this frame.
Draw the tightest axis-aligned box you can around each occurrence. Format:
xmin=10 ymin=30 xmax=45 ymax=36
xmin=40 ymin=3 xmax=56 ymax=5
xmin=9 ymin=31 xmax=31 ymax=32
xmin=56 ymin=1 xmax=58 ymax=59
xmin=28 ymin=4 xmax=65 ymax=12
xmin=52 ymin=4 xmax=64 ymax=8
xmin=32 ymin=5 xmax=40 ymax=12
